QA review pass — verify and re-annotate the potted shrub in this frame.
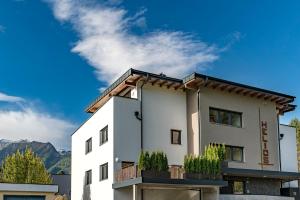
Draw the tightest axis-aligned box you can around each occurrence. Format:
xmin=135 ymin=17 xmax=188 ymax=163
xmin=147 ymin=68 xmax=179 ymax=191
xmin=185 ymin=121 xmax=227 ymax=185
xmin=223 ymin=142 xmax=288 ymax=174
xmin=138 ymin=151 xmax=170 ymax=179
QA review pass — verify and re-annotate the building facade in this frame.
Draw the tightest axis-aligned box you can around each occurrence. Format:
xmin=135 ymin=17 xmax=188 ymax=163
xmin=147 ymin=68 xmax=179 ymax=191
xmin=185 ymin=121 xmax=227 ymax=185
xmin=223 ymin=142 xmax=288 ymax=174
xmin=72 ymin=69 xmax=299 ymax=200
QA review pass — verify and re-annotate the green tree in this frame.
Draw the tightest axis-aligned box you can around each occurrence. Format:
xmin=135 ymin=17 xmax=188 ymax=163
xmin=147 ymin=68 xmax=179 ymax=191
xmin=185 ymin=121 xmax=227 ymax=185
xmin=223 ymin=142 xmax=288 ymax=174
xmin=290 ymin=118 xmax=300 ymax=142
xmin=0 ymin=148 xmax=52 ymax=184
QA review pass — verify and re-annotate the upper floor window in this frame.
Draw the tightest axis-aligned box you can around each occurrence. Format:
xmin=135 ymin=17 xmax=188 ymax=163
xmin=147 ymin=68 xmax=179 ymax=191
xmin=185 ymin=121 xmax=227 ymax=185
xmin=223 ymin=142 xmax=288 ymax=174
xmin=209 ymin=107 xmax=242 ymax=128
xmin=171 ymin=129 xmax=181 ymax=145
xmin=225 ymin=145 xmax=244 ymax=162
xmin=100 ymin=125 xmax=108 ymax=145
xmin=85 ymin=170 xmax=92 ymax=185
xmin=100 ymin=163 xmax=108 ymax=181
xmin=86 ymin=138 xmax=92 ymax=154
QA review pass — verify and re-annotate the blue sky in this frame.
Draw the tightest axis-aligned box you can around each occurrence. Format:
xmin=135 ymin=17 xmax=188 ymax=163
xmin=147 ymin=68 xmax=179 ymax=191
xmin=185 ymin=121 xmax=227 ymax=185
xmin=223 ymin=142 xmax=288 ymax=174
xmin=0 ymin=0 xmax=299 ymax=149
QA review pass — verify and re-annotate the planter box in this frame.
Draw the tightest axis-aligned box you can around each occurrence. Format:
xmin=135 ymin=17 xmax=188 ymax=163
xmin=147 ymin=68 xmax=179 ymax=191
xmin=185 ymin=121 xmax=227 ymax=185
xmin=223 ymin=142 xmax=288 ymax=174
xmin=141 ymin=170 xmax=170 ymax=179
xmin=183 ymin=173 xmax=204 ymax=180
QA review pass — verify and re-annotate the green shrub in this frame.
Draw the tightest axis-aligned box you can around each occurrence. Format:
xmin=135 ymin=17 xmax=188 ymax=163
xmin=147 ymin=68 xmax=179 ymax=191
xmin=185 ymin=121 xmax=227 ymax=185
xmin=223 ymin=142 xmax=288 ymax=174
xmin=138 ymin=151 xmax=169 ymax=172
xmin=183 ymin=143 xmax=225 ymax=178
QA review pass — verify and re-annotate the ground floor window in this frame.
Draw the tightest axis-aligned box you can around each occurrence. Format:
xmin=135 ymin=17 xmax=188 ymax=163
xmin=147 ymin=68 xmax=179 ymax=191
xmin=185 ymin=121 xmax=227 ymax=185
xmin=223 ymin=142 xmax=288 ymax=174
xmin=85 ymin=170 xmax=92 ymax=185
xmin=233 ymin=181 xmax=245 ymax=194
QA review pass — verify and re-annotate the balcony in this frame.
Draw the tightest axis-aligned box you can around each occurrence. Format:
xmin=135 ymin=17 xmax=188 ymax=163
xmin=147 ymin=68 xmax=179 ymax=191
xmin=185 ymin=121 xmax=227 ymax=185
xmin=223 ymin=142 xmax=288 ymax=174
xmin=113 ymin=165 xmax=227 ymax=190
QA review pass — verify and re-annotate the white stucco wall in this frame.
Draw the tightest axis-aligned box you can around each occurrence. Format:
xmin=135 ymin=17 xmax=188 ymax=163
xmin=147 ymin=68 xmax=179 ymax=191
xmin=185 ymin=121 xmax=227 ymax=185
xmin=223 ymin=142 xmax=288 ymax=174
xmin=72 ymin=98 xmax=114 ymax=200
xmin=113 ymin=96 xmax=141 ymax=170
xmin=141 ymin=84 xmax=188 ymax=165
xmin=280 ymin=124 xmax=298 ymax=188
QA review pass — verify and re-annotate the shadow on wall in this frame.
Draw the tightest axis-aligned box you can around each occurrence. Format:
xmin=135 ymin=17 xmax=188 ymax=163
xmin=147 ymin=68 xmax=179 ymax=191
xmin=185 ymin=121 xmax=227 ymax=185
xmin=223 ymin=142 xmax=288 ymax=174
xmin=82 ymin=178 xmax=91 ymax=200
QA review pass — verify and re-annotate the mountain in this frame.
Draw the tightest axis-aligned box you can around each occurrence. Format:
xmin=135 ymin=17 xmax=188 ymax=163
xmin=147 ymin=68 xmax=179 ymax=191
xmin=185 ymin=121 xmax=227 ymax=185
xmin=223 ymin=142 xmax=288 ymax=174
xmin=0 ymin=140 xmax=71 ymax=174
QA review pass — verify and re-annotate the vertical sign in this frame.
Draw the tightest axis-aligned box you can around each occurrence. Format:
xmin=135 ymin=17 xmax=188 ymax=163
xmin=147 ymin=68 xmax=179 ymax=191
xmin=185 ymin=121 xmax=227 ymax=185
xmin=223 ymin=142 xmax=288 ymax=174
xmin=260 ymin=121 xmax=273 ymax=166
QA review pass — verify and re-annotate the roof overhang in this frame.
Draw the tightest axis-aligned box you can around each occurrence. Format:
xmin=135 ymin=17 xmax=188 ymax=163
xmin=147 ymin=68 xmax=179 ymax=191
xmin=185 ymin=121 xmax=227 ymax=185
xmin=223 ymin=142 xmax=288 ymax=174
xmin=183 ymin=73 xmax=296 ymax=115
xmin=86 ymin=69 xmax=296 ymax=114
xmin=0 ymin=183 xmax=58 ymax=193
xmin=112 ymin=177 xmax=228 ymax=190
xmin=86 ymin=69 xmax=183 ymax=113
xmin=222 ymin=168 xmax=300 ymax=182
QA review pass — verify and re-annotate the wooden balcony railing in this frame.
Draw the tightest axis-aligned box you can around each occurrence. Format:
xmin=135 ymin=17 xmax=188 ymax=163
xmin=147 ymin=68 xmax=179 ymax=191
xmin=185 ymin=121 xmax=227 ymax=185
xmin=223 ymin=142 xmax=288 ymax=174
xmin=115 ymin=165 xmax=183 ymax=183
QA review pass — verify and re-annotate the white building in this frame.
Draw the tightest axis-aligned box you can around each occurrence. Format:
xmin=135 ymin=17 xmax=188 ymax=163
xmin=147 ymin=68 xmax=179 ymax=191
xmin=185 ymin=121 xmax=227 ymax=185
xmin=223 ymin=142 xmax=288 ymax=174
xmin=280 ymin=124 xmax=299 ymax=196
xmin=72 ymin=69 xmax=299 ymax=200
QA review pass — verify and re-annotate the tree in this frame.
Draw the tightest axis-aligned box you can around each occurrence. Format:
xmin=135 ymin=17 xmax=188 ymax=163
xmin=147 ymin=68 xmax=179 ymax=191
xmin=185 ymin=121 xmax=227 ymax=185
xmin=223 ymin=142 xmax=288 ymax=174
xmin=290 ymin=118 xmax=300 ymax=143
xmin=0 ymin=148 xmax=52 ymax=184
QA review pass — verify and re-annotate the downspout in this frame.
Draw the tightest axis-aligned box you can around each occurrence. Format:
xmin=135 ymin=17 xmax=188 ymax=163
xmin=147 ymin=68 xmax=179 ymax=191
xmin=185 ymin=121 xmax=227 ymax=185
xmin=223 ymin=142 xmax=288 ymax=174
xmin=139 ymin=75 xmax=149 ymax=150
xmin=198 ymin=77 xmax=208 ymax=155
xmin=197 ymin=89 xmax=201 ymax=155
xmin=277 ymin=114 xmax=283 ymax=189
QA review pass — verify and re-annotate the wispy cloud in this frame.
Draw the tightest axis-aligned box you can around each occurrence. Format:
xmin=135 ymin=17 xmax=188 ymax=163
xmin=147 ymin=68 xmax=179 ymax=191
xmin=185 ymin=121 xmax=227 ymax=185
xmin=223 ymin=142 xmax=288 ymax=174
xmin=0 ymin=92 xmax=75 ymax=150
xmin=0 ymin=92 xmax=24 ymax=103
xmin=0 ymin=25 xmax=5 ymax=33
xmin=46 ymin=0 xmax=220 ymax=83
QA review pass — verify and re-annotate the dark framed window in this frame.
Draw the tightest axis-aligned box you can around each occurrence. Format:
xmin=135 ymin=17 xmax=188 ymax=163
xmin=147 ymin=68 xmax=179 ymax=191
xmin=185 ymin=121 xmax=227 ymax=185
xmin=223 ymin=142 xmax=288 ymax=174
xmin=85 ymin=170 xmax=92 ymax=185
xmin=233 ymin=181 xmax=245 ymax=194
xmin=225 ymin=145 xmax=244 ymax=162
xmin=171 ymin=129 xmax=181 ymax=145
xmin=85 ymin=138 xmax=92 ymax=154
xmin=209 ymin=107 xmax=242 ymax=128
xmin=100 ymin=125 xmax=108 ymax=145
xmin=100 ymin=163 xmax=108 ymax=181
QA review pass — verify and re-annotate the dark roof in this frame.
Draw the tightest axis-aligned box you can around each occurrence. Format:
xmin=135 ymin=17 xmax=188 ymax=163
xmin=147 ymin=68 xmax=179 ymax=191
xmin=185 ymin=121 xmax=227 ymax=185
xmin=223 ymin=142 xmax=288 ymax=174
xmin=85 ymin=68 xmax=296 ymax=113
xmin=183 ymin=73 xmax=295 ymax=99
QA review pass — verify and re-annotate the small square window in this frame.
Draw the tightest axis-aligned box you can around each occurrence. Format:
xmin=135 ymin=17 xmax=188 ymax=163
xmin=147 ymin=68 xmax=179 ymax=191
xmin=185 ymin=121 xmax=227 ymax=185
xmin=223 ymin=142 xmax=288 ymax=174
xmin=86 ymin=138 xmax=92 ymax=154
xmin=171 ymin=129 xmax=181 ymax=145
xmin=100 ymin=126 xmax=108 ymax=145
xmin=85 ymin=170 xmax=92 ymax=185
xmin=100 ymin=163 xmax=108 ymax=181
xmin=233 ymin=181 xmax=245 ymax=194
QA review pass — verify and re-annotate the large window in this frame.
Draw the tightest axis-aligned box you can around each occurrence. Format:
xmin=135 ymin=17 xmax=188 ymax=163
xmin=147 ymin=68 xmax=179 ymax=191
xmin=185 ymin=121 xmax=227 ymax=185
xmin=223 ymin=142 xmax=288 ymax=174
xmin=85 ymin=170 xmax=92 ymax=185
xmin=225 ymin=146 xmax=244 ymax=162
xmin=100 ymin=163 xmax=108 ymax=181
xmin=100 ymin=125 xmax=108 ymax=145
xmin=171 ymin=129 xmax=181 ymax=145
xmin=85 ymin=138 xmax=92 ymax=154
xmin=209 ymin=107 xmax=242 ymax=128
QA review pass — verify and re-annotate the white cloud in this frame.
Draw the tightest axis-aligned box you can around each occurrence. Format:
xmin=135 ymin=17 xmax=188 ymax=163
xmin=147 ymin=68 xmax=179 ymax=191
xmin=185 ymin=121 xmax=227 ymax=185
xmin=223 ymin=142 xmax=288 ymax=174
xmin=0 ymin=92 xmax=24 ymax=103
xmin=47 ymin=0 xmax=219 ymax=83
xmin=0 ymin=92 xmax=75 ymax=150
xmin=0 ymin=107 xmax=75 ymax=150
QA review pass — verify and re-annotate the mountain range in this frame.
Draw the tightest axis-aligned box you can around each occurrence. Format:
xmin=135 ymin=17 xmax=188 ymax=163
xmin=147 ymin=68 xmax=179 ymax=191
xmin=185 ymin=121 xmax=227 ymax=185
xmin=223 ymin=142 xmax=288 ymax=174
xmin=0 ymin=139 xmax=71 ymax=174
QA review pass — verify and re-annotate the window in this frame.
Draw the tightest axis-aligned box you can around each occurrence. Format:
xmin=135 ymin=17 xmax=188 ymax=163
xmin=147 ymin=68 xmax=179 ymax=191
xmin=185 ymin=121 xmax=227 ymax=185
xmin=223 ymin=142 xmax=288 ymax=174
xmin=209 ymin=107 xmax=242 ymax=128
xmin=85 ymin=170 xmax=92 ymax=185
xmin=225 ymin=146 xmax=244 ymax=162
xmin=233 ymin=181 xmax=245 ymax=194
xmin=100 ymin=163 xmax=108 ymax=181
xmin=171 ymin=129 xmax=181 ymax=145
xmin=100 ymin=126 xmax=108 ymax=145
xmin=85 ymin=138 xmax=92 ymax=154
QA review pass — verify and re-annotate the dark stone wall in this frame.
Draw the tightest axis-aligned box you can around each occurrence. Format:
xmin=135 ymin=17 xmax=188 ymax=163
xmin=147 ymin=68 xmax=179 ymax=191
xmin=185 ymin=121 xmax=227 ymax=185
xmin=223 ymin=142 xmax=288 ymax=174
xmin=221 ymin=176 xmax=281 ymax=196
xmin=246 ymin=178 xmax=281 ymax=196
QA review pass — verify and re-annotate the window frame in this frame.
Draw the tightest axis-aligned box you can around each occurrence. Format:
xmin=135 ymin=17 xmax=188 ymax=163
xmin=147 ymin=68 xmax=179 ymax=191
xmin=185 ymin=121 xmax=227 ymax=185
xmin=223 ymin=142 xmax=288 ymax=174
xmin=209 ymin=107 xmax=242 ymax=128
xmin=170 ymin=129 xmax=182 ymax=145
xmin=85 ymin=170 xmax=92 ymax=185
xmin=85 ymin=137 xmax=92 ymax=154
xmin=100 ymin=125 xmax=108 ymax=146
xmin=225 ymin=145 xmax=244 ymax=162
xmin=99 ymin=163 xmax=108 ymax=181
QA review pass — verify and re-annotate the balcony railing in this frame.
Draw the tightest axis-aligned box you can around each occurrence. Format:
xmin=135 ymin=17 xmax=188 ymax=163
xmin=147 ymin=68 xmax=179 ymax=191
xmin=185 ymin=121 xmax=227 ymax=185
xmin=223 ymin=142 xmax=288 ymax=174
xmin=115 ymin=165 xmax=183 ymax=183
